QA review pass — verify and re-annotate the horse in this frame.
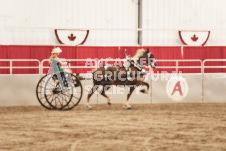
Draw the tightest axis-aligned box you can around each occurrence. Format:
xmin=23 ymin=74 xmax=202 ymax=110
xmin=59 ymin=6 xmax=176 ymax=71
xmin=86 ymin=48 xmax=157 ymax=109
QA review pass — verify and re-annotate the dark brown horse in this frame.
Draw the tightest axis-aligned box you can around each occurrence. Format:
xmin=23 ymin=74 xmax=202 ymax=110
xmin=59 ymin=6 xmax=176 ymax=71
xmin=86 ymin=48 xmax=156 ymax=109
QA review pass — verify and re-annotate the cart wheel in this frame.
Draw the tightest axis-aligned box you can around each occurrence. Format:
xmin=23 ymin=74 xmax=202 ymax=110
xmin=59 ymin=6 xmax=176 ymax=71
xmin=61 ymin=73 xmax=83 ymax=110
xmin=43 ymin=72 xmax=83 ymax=110
xmin=36 ymin=74 xmax=55 ymax=110
xmin=43 ymin=73 xmax=72 ymax=110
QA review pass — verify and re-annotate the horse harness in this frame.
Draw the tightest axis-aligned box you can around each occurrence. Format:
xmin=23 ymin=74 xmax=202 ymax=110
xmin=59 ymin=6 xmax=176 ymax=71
xmin=102 ymin=57 xmax=146 ymax=85
xmin=124 ymin=58 xmax=147 ymax=84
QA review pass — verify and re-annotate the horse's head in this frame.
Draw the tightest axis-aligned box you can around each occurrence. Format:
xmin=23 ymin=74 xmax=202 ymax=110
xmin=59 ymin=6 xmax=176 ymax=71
xmin=144 ymin=48 xmax=157 ymax=68
xmin=132 ymin=48 xmax=157 ymax=68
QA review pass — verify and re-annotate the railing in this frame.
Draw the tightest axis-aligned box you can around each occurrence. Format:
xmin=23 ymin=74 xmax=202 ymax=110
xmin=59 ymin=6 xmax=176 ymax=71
xmin=0 ymin=59 xmax=40 ymax=75
xmin=98 ymin=58 xmax=126 ymax=67
xmin=155 ymin=59 xmax=203 ymax=73
xmin=203 ymin=59 xmax=226 ymax=73
xmin=201 ymin=59 xmax=226 ymax=102
xmin=1 ymin=59 xmax=226 ymax=75
xmin=40 ymin=59 xmax=98 ymax=75
xmin=98 ymin=58 xmax=155 ymax=74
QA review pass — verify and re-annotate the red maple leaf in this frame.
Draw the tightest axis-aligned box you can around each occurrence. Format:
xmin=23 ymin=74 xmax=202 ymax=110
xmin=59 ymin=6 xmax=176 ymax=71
xmin=68 ymin=33 xmax=76 ymax=41
xmin=191 ymin=34 xmax=198 ymax=42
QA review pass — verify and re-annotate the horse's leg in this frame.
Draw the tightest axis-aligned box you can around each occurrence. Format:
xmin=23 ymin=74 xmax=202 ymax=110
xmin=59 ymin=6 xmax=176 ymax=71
xmin=124 ymin=86 xmax=135 ymax=109
xmin=99 ymin=85 xmax=112 ymax=106
xmin=86 ymin=85 xmax=99 ymax=109
xmin=140 ymin=81 xmax=149 ymax=93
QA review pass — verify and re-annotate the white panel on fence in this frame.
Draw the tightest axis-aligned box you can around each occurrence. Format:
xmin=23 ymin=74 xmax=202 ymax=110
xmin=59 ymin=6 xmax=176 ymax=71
xmin=0 ymin=75 xmax=98 ymax=107
xmin=151 ymin=74 xmax=202 ymax=103
xmin=203 ymin=73 xmax=226 ymax=102
xmin=0 ymin=75 xmax=41 ymax=106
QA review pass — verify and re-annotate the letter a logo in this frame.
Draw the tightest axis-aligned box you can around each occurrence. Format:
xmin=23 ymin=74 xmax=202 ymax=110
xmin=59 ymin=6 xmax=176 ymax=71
xmin=171 ymin=81 xmax=182 ymax=96
xmin=166 ymin=76 xmax=188 ymax=102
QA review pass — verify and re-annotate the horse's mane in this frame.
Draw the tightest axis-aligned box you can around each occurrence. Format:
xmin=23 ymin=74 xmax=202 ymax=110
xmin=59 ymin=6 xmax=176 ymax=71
xmin=132 ymin=48 xmax=146 ymax=59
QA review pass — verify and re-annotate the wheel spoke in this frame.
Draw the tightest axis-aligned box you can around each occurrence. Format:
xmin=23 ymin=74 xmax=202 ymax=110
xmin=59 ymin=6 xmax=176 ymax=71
xmin=72 ymin=95 xmax=79 ymax=100
xmin=56 ymin=94 xmax=63 ymax=107
xmin=61 ymin=93 xmax=69 ymax=103
xmin=49 ymin=95 xmax=55 ymax=104
xmin=61 ymin=94 xmax=69 ymax=106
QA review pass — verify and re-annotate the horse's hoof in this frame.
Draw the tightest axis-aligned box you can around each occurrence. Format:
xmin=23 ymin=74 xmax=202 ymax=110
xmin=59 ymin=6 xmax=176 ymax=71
xmin=140 ymin=89 xmax=148 ymax=93
xmin=123 ymin=104 xmax=132 ymax=109
xmin=108 ymin=102 xmax=111 ymax=106
xmin=140 ymin=89 xmax=145 ymax=93
xmin=85 ymin=104 xmax=93 ymax=110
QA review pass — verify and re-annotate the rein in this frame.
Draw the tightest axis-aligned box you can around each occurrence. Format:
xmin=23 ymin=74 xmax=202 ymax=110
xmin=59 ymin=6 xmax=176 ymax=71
xmin=124 ymin=58 xmax=146 ymax=86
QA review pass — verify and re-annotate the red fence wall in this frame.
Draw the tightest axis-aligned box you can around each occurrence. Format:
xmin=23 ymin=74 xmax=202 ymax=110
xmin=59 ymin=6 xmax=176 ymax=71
xmin=1 ymin=45 xmax=226 ymax=74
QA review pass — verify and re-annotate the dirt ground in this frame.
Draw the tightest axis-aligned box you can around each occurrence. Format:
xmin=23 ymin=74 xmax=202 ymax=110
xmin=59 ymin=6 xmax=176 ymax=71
xmin=0 ymin=103 xmax=226 ymax=151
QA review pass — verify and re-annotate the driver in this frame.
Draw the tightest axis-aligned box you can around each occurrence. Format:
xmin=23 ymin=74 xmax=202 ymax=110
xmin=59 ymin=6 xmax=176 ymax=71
xmin=48 ymin=47 xmax=75 ymax=87
xmin=49 ymin=47 xmax=72 ymax=74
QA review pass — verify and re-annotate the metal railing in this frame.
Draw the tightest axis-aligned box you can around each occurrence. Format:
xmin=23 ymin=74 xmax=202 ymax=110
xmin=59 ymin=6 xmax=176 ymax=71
xmin=98 ymin=58 xmax=155 ymax=74
xmin=98 ymin=58 xmax=126 ymax=67
xmin=155 ymin=59 xmax=203 ymax=73
xmin=0 ymin=59 xmax=40 ymax=75
xmin=203 ymin=59 xmax=226 ymax=73
xmin=1 ymin=59 xmax=226 ymax=75
xmin=40 ymin=59 xmax=98 ymax=74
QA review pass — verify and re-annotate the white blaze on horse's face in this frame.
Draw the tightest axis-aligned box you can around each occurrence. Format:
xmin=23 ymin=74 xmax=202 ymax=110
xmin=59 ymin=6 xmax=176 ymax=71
xmin=151 ymin=58 xmax=156 ymax=68
xmin=148 ymin=53 xmax=156 ymax=68
xmin=147 ymin=52 xmax=151 ymax=58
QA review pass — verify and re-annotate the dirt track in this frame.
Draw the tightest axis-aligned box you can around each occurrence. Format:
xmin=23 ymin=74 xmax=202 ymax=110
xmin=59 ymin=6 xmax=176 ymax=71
xmin=0 ymin=103 xmax=226 ymax=151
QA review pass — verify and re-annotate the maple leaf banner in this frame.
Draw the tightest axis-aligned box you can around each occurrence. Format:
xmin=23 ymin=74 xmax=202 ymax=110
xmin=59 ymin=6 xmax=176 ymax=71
xmin=55 ymin=29 xmax=89 ymax=46
xmin=179 ymin=31 xmax=210 ymax=46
